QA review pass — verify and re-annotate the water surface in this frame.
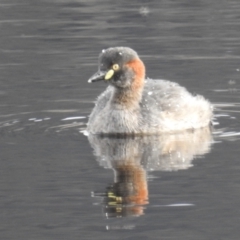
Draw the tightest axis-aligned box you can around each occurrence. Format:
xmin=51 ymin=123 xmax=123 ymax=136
xmin=1 ymin=0 xmax=240 ymax=239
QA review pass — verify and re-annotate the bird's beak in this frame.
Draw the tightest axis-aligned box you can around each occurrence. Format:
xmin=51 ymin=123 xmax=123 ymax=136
xmin=88 ymin=69 xmax=114 ymax=83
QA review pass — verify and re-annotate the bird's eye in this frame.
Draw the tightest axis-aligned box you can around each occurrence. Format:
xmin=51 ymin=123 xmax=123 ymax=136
xmin=112 ymin=64 xmax=119 ymax=71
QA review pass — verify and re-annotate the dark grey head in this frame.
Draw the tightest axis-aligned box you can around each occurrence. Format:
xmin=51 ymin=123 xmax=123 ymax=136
xmin=88 ymin=47 xmax=145 ymax=89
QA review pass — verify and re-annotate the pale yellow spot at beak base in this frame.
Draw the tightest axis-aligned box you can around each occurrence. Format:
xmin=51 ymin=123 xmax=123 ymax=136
xmin=105 ymin=69 xmax=114 ymax=80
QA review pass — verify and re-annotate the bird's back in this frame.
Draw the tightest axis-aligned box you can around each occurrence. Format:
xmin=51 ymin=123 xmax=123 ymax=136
xmin=139 ymin=79 xmax=213 ymax=132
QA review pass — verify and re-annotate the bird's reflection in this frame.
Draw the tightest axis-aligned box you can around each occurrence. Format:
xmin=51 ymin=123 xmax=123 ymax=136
xmin=88 ymin=127 xmax=213 ymax=218
xmin=100 ymin=161 xmax=148 ymax=218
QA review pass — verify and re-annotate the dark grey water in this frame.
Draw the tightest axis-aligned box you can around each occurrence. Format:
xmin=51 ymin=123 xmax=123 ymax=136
xmin=1 ymin=0 xmax=240 ymax=239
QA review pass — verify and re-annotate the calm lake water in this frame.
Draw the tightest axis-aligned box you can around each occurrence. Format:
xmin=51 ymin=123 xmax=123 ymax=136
xmin=1 ymin=0 xmax=240 ymax=239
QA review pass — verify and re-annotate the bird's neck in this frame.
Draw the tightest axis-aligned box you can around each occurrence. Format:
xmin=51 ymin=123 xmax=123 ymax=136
xmin=111 ymin=58 xmax=145 ymax=109
xmin=111 ymin=87 xmax=143 ymax=109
